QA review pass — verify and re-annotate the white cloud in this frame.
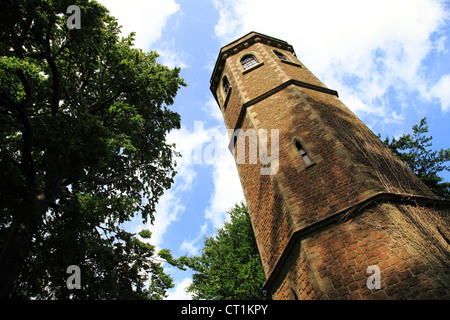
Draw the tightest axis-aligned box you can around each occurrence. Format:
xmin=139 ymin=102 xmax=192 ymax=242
xmin=97 ymin=0 xmax=180 ymax=50
xmin=143 ymin=119 xmax=243 ymax=246
xmin=143 ymin=125 xmax=202 ymax=247
xmin=204 ymin=128 xmax=245 ymax=228
xmin=170 ymin=118 xmax=244 ymax=230
xmin=212 ymin=0 xmax=448 ymax=122
xmin=162 ymin=119 xmax=244 ymax=233
xmin=430 ymin=74 xmax=450 ymax=112
xmin=171 ymin=120 xmax=244 ymax=229
xmin=203 ymin=97 xmax=224 ymax=123
xmin=168 ymin=123 xmax=211 ymax=168
xmin=434 ymin=35 xmax=447 ymax=54
xmin=180 ymin=223 xmax=208 ymax=255
xmin=166 ymin=277 xmax=193 ymax=300
xmin=155 ymin=40 xmax=190 ymax=69
xmin=148 ymin=190 xmax=186 ymax=247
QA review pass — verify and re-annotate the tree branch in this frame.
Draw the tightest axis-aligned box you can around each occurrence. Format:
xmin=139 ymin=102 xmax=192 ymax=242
xmin=45 ymin=23 xmax=60 ymax=116
xmin=13 ymin=102 xmax=35 ymax=186
xmin=46 ymin=55 xmax=60 ymax=116
xmin=16 ymin=69 xmax=31 ymax=100
xmin=88 ymin=90 xmax=122 ymax=114
xmin=82 ymin=160 xmax=151 ymax=185
xmin=83 ymin=167 xmax=135 ymax=185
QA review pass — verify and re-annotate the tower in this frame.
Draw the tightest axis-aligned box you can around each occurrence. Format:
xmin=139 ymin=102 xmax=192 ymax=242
xmin=210 ymin=32 xmax=450 ymax=299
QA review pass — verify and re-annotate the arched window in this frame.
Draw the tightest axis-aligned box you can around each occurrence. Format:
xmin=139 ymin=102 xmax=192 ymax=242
xmin=222 ymin=75 xmax=230 ymax=95
xmin=274 ymin=50 xmax=288 ymax=60
xmin=240 ymin=54 xmax=259 ymax=70
xmin=295 ymin=140 xmax=312 ymax=165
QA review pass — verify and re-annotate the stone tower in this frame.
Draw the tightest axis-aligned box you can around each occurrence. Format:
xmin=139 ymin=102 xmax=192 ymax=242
xmin=210 ymin=32 xmax=450 ymax=299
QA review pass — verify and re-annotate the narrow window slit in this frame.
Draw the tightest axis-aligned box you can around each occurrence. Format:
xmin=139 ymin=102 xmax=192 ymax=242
xmin=274 ymin=50 xmax=288 ymax=60
xmin=223 ymin=76 xmax=230 ymax=95
xmin=295 ymin=140 xmax=311 ymax=165
xmin=291 ymin=288 xmax=299 ymax=300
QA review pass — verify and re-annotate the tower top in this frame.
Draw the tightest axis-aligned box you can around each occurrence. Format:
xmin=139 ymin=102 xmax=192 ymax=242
xmin=210 ymin=32 xmax=295 ymax=100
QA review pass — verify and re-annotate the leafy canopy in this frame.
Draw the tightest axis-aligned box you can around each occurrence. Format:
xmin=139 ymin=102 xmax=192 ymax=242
xmin=0 ymin=0 xmax=185 ymax=299
xmin=381 ymin=117 xmax=450 ymax=199
xmin=179 ymin=203 xmax=270 ymax=300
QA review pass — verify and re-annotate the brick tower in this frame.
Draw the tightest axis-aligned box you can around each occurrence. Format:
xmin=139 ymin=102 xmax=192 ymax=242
xmin=210 ymin=32 xmax=450 ymax=299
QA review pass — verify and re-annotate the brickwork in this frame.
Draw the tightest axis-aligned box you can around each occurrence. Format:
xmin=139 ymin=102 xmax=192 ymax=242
xmin=272 ymin=203 xmax=450 ymax=299
xmin=210 ymin=32 xmax=450 ymax=299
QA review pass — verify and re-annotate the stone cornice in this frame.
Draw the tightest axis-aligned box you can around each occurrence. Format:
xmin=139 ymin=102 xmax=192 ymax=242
xmin=210 ymin=32 xmax=296 ymax=102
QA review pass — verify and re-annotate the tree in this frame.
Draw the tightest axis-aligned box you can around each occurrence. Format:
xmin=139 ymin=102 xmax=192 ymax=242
xmin=381 ymin=117 xmax=450 ymax=199
xmin=0 ymin=0 xmax=185 ymax=299
xmin=182 ymin=203 xmax=269 ymax=300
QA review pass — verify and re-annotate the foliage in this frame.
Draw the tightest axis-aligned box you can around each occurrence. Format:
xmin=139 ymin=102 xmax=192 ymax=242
xmin=0 ymin=0 xmax=185 ymax=299
xmin=180 ymin=203 xmax=269 ymax=300
xmin=381 ymin=117 xmax=450 ymax=199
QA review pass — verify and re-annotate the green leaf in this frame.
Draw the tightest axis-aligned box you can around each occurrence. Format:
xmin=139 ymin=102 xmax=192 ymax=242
xmin=180 ymin=202 xmax=270 ymax=300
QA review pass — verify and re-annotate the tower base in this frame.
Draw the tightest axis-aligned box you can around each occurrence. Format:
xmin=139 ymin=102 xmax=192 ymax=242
xmin=267 ymin=196 xmax=450 ymax=299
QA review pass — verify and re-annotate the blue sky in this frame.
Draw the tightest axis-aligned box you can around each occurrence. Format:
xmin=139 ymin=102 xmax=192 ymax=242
xmin=97 ymin=0 xmax=450 ymax=299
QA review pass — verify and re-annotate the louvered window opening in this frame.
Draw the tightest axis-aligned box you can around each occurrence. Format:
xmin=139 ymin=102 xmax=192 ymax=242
xmin=241 ymin=55 xmax=259 ymax=70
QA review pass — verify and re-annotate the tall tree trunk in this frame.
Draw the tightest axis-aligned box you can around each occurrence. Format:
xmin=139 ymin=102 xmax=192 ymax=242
xmin=0 ymin=177 xmax=62 ymax=299
xmin=0 ymin=218 xmax=33 ymax=299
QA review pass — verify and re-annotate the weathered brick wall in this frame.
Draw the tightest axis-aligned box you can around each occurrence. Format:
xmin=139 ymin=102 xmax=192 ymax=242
xmin=233 ymin=113 xmax=292 ymax=278
xmin=271 ymin=203 xmax=450 ymax=299
xmin=211 ymin=32 xmax=450 ymax=299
